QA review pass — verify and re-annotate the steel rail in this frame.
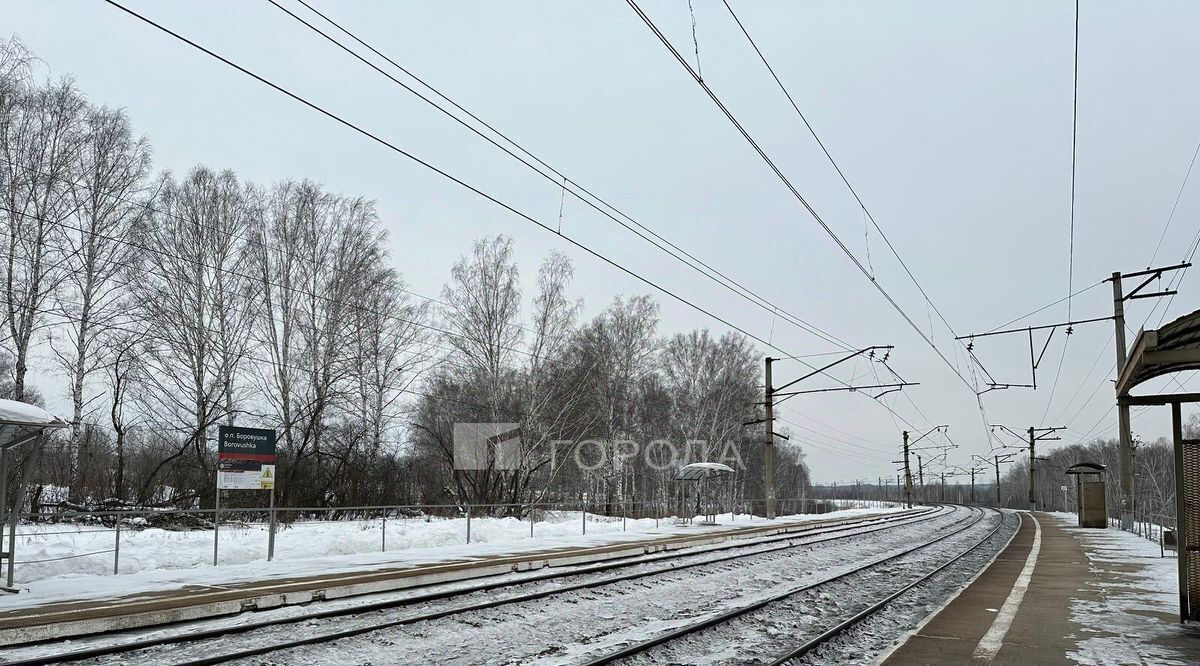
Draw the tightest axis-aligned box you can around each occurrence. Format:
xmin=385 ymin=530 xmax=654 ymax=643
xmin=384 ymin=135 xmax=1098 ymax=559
xmin=6 ymin=506 xmax=948 ymax=666
xmin=767 ymin=507 xmax=1008 ymax=664
xmin=579 ymin=505 xmax=993 ymax=665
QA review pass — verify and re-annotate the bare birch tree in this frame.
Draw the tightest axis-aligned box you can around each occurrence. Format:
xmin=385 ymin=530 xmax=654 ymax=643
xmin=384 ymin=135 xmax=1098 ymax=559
xmin=132 ymin=167 xmax=255 ymax=499
xmin=49 ymin=105 xmax=150 ymax=497
xmin=440 ymin=235 xmax=522 ymax=403
xmin=0 ymin=76 xmax=86 ymax=400
xmin=252 ymin=180 xmax=397 ymax=505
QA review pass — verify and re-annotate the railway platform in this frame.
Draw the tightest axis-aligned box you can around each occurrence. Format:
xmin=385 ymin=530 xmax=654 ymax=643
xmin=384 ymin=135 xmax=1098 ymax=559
xmin=0 ymin=507 xmax=915 ymax=647
xmin=881 ymin=511 xmax=1200 ymax=665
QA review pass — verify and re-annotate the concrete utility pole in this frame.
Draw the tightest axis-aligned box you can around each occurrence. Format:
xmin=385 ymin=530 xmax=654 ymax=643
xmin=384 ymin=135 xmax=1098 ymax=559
xmin=1019 ymin=426 xmax=1064 ymax=511
xmin=995 ymin=455 xmax=1002 ymax=506
xmin=1106 ymin=264 xmax=1187 ymax=530
xmin=917 ymin=454 xmax=925 ymax=502
xmin=1111 ymin=272 xmax=1135 ymax=530
xmin=902 ymin=431 xmax=914 ymax=508
xmin=940 ymin=472 xmax=946 ymax=502
xmin=764 ymin=356 xmax=775 ymax=520
xmin=1028 ymin=426 xmax=1038 ymax=512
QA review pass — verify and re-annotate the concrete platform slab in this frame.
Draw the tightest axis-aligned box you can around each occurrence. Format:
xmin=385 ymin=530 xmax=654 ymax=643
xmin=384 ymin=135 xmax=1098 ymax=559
xmin=881 ymin=511 xmax=1200 ymax=665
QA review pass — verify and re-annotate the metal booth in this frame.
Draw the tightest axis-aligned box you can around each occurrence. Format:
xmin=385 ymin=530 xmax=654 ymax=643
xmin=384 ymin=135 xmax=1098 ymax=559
xmin=674 ymin=462 xmax=735 ymax=525
xmin=1065 ymin=462 xmax=1107 ymax=528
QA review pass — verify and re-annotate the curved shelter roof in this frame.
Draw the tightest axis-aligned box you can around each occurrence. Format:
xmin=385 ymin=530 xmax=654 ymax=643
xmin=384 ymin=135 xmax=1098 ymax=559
xmin=674 ymin=462 xmax=735 ymax=481
xmin=1117 ymin=309 xmax=1200 ymax=403
xmin=1065 ymin=462 xmax=1105 ymax=474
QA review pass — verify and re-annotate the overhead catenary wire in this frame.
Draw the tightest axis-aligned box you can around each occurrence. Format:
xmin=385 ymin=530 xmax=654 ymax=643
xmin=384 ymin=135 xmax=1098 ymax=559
xmin=626 ymin=0 xmax=992 ymax=460
xmin=270 ymin=0 xmax=854 ymax=353
xmin=980 ymin=280 xmax=1105 ymax=334
xmin=623 ymin=0 xmax=981 ymax=402
xmin=1149 ymin=140 xmax=1200 ymax=268
xmin=96 ymin=0 xmax=803 ymax=369
xmin=1041 ymin=0 xmax=1082 ymax=427
xmin=1067 ymin=0 xmax=1080 ymax=320
xmin=100 ymin=0 xmax=943 ymax=435
xmin=720 ymin=0 xmax=962 ymax=348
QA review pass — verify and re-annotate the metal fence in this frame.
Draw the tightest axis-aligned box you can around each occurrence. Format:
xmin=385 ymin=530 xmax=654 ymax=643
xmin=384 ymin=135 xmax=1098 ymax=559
xmin=1108 ymin=507 xmax=1178 ymax=558
xmin=2 ymin=495 xmax=902 ymax=585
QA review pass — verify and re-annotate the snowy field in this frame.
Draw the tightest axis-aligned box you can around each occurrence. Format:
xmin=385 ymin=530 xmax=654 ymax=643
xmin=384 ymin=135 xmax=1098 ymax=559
xmin=1 ymin=505 xmax=902 ymax=610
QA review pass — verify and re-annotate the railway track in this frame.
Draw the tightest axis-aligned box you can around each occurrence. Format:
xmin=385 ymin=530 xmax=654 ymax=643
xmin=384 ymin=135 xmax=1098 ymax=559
xmin=579 ymin=505 xmax=1006 ymax=665
xmin=4 ymin=505 xmax=952 ymax=665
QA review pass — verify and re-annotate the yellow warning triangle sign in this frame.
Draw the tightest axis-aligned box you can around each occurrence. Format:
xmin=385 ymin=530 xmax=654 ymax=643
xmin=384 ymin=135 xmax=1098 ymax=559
xmin=263 ymin=467 xmax=273 ymax=478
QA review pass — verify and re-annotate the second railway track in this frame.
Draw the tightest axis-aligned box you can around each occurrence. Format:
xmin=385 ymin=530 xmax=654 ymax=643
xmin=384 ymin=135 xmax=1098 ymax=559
xmin=580 ymin=505 xmax=1011 ymax=665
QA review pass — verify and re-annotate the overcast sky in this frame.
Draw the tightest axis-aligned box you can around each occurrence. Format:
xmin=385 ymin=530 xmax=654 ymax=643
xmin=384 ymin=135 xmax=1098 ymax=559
xmin=6 ymin=0 xmax=1200 ymax=482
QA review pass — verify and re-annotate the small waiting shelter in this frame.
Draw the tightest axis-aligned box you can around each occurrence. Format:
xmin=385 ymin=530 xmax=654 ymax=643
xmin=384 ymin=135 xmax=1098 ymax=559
xmin=1065 ymin=462 xmax=1107 ymax=528
xmin=0 ymin=399 xmax=69 ymax=592
xmin=674 ymin=462 xmax=735 ymax=525
xmin=1115 ymin=307 xmax=1200 ymax=621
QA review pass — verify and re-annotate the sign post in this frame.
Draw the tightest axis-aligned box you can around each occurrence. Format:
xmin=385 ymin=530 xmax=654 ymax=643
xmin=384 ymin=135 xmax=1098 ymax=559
xmin=215 ymin=426 xmax=278 ymax=565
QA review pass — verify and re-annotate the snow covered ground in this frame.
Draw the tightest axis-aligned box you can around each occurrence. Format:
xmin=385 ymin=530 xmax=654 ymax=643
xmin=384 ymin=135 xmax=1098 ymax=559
xmin=0 ymin=505 xmax=901 ymax=611
xmin=20 ymin=505 xmax=980 ymax=666
xmin=1051 ymin=512 xmax=1198 ymax=665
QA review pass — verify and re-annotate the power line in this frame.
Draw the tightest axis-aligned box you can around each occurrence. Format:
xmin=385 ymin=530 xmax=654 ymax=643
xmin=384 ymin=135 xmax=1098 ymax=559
xmin=627 ymin=0 xmax=995 ymax=457
xmin=719 ymin=0 xmax=963 ymax=346
xmin=624 ymin=0 xmax=980 ymax=400
xmin=101 ymin=0 xmax=939 ymax=434
xmin=270 ymin=1 xmax=854 ymax=355
xmin=1067 ymin=0 xmax=1080 ymax=319
xmin=981 ymin=279 xmax=1105 ymax=334
xmin=96 ymin=0 xmax=823 ymax=372
xmin=270 ymin=0 xmax=854 ymax=353
xmin=1047 ymin=0 xmax=1081 ymax=426
xmin=1149 ymin=140 xmax=1200 ymax=268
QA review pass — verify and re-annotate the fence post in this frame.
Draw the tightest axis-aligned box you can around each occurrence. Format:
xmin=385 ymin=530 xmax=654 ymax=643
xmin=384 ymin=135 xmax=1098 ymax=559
xmin=267 ymin=488 xmax=277 ymax=562
xmin=381 ymin=511 xmax=387 ymax=552
xmin=113 ymin=514 xmax=121 ymax=576
xmin=529 ymin=506 xmax=534 ymax=538
xmin=213 ymin=489 xmax=221 ymax=567
xmin=466 ymin=505 xmax=471 ymax=544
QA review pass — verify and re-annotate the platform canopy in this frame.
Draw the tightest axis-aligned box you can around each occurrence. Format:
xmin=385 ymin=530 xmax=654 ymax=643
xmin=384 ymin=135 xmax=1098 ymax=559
xmin=674 ymin=462 xmax=735 ymax=481
xmin=1065 ymin=462 xmax=1105 ymax=475
xmin=1117 ymin=309 xmax=1200 ymax=404
xmin=0 ymin=399 xmax=68 ymax=429
xmin=0 ymin=399 xmax=68 ymax=452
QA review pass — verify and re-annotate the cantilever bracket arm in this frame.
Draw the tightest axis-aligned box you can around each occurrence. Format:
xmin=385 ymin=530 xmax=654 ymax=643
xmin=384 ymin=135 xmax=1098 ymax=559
xmin=773 ymin=345 xmax=893 ymax=394
xmin=772 ymin=382 xmax=918 ymax=407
